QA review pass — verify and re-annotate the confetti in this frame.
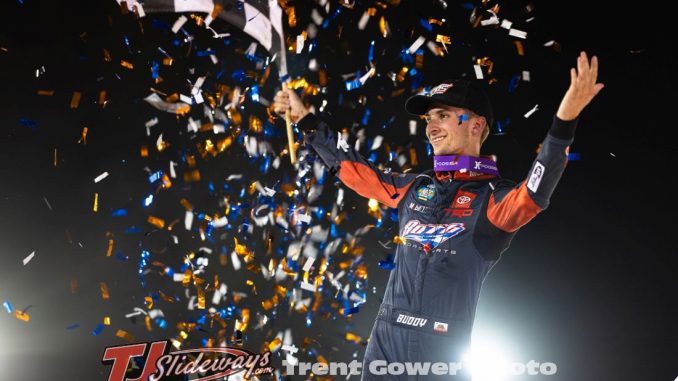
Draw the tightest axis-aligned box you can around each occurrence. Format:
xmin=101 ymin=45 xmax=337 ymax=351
xmin=22 ymin=251 xmax=35 ymax=265
xmin=94 ymin=172 xmax=109 ymax=183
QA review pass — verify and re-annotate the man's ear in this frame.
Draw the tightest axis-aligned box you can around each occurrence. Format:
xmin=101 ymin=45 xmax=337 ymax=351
xmin=471 ymin=116 xmax=486 ymax=136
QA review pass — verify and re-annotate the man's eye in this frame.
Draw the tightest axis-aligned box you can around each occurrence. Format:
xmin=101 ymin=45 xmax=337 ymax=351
xmin=438 ymin=113 xmax=448 ymax=120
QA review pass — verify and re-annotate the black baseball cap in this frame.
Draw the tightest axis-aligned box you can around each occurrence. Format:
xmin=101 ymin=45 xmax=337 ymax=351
xmin=405 ymin=79 xmax=494 ymax=127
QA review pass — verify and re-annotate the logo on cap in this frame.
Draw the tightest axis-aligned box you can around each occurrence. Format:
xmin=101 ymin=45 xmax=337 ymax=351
xmin=430 ymin=83 xmax=454 ymax=96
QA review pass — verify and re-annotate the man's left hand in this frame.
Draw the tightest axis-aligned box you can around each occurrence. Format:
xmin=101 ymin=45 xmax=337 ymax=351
xmin=556 ymin=51 xmax=604 ymax=121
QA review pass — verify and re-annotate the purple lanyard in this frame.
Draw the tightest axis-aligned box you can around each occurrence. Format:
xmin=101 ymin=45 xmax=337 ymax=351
xmin=433 ymin=155 xmax=499 ymax=176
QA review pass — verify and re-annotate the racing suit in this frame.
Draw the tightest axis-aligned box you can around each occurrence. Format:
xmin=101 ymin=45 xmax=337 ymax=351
xmin=297 ymin=113 xmax=578 ymax=380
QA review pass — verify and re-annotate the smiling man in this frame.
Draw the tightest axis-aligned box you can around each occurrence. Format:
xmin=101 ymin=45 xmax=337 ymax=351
xmin=274 ymin=52 xmax=603 ymax=380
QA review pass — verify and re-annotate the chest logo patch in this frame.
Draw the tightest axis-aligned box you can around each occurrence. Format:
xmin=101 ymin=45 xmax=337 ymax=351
xmin=451 ymin=190 xmax=477 ymax=209
xmin=417 ymin=184 xmax=436 ymax=201
xmin=401 ymin=219 xmax=466 ymax=247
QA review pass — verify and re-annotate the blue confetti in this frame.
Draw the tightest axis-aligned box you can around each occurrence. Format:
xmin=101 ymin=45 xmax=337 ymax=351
xmin=361 ymin=109 xmax=371 ymax=125
xmin=196 ymin=49 xmax=217 ymax=57
xmin=345 ymin=78 xmax=362 ymax=91
xmin=378 ymin=254 xmax=396 ymax=270
xmin=112 ymin=208 xmax=128 ymax=217
xmin=567 ymin=153 xmax=581 ymax=161
xmin=66 ymin=323 xmax=80 ymax=331
xmin=508 ymin=75 xmax=521 ymax=93
xmin=250 ymin=85 xmax=260 ymax=102
xmin=368 ymin=40 xmax=375 ymax=63
xmin=19 ymin=118 xmax=37 ymax=129
xmin=419 ymin=18 xmax=433 ymax=31
xmin=3 ymin=300 xmax=13 ymax=314
xmin=92 ymin=323 xmax=105 ymax=336
xmin=149 ymin=171 xmax=163 ymax=183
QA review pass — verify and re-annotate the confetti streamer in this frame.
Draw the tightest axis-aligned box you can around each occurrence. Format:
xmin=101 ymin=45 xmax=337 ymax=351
xmin=22 ymin=251 xmax=35 ymax=266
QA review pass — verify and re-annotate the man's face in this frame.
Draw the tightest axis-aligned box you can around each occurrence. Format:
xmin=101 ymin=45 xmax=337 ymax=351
xmin=424 ymin=104 xmax=473 ymax=156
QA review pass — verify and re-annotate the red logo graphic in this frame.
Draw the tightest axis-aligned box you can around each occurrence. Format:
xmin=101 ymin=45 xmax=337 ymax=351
xmin=102 ymin=340 xmax=274 ymax=381
xmin=451 ymin=190 xmax=476 ymax=209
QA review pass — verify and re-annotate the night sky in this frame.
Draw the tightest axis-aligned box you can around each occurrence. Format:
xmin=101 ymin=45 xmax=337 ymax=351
xmin=0 ymin=1 xmax=676 ymax=380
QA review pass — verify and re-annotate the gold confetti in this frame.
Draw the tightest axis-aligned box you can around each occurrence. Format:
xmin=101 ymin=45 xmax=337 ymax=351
xmin=393 ymin=235 xmax=406 ymax=245
xmin=37 ymin=89 xmax=54 ymax=96
xmin=396 ymin=66 xmax=408 ymax=82
xmin=93 ymin=192 xmax=99 ymax=212
xmin=120 ymin=60 xmax=134 ymax=69
xmin=379 ymin=16 xmax=390 ymax=38
xmin=514 ymin=41 xmax=524 ymax=56
xmin=268 ymin=337 xmax=282 ymax=352
xmin=140 ymin=145 xmax=149 ymax=157
xmin=104 ymin=316 xmax=111 ymax=325
xmin=116 ymin=329 xmax=136 ymax=342
xmin=183 ymin=170 xmax=201 ymax=183
xmin=98 ymin=90 xmax=107 ymax=106
xmin=14 ymin=310 xmax=30 ymax=322
xmin=147 ymin=216 xmax=165 ymax=229
xmin=77 ymin=127 xmax=88 ymax=145
xmin=436 ymin=34 xmax=451 ymax=45
xmin=197 ymin=287 xmax=206 ymax=309
xmin=100 ymin=282 xmax=110 ymax=300
xmin=346 ymin=332 xmax=362 ymax=343
xmin=53 ymin=148 xmax=58 ymax=167
xmin=180 ymin=198 xmax=194 ymax=211
xmin=106 ymin=238 xmax=114 ymax=257
xmin=70 ymin=91 xmax=81 ymax=109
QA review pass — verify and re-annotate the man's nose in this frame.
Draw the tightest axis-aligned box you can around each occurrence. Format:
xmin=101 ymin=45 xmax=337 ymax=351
xmin=426 ymin=122 xmax=440 ymax=135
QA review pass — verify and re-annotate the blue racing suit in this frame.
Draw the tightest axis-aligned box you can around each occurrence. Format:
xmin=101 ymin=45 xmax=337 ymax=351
xmin=297 ymin=113 xmax=578 ymax=380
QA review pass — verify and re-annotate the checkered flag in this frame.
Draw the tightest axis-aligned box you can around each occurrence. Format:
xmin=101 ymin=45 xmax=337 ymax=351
xmin=117 ymin=0 xmax=288 ymax=76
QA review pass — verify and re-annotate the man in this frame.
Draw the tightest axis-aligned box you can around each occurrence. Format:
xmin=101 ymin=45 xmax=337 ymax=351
xmin=274 ymin=52 xmax=603 ymax=380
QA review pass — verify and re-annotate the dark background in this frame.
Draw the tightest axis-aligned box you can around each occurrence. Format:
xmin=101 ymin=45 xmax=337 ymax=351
xmin=0 ymin=0 xmax=676 ymax=380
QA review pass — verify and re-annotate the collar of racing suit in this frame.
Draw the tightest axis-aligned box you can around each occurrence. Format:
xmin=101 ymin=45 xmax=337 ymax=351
xmin=434 ymin=155 xmax=498 ymax=182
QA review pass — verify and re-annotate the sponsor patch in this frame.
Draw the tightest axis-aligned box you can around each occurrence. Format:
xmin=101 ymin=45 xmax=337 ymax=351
xmin=527 ymin=161 xmax=545 ymax=192
xmin=451 ymin=190 xmax=476 ymax=209
xmin=408 ymin=202 xmax=430 ymax=213
xmin=401 ymin=220 xmax=466 ymax=247
xmin=430 ymin=83 xmax=454 ymax=95
xmin=417 ymin=184 xmax=436 ymax=201
xmin=433 ymin=322 xmax=448 ymax=333
xmin=396 ymin=314 xmax=428 ymax=327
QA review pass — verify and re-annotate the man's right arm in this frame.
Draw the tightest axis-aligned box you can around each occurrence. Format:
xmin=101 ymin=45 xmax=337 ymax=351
xmin=297 ymin=113 xmax=417 ymax=209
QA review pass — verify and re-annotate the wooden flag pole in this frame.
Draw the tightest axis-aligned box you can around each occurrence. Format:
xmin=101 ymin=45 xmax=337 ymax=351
xmin=284 ymin=82 xmax=297 ymax=165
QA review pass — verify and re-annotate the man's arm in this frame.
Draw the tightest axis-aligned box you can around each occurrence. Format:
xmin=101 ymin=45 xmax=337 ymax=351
xmin=273 ymin=85 xmax=418 ymax=209
xmin=486 ymin=51 xmax=604 ymax=232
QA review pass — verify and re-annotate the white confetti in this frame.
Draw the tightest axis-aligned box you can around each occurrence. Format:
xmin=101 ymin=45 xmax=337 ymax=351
xmin=94 ymin=172 xmax=109 ymax=183
xmin=231 ymin=251 xmax=241 ymax=271
xmin=358 ymin=11 xmax=370 ymax=30
xmin=407 ymin=36 xmax=426 ymax=54
xmin=500 ymin=19 xmax=513 ymax=29
xmin=169 ymin=161 xmax=177 ymax=178
xmin=473 ymin=64 xmax=484 ymax=79
xmin=524 ymin=104 xmax=539 ymax=118
xmin=409 ymin=120 xmax=417 ymax=135
xmin=171 ymin=15 xmax=188 ymax=33
xmin=300 ymin=282 xmax=316 ymax=292
xmin=370 ymin=135 xmax=384 ymax=151
xmin=23 ymin=251 xmax=35 ymax=266
xmin=184 ymin=211 xmax=193 ymax=230
xmin=337 ymin=132 xmax=350 ymax=152
xmin=296 ymin=34 xmax=305 ymax=54
xmin=509 ymin=28 xmax=527 ymax=39
xmin=302 ymin=257 xmax=315 ymax=273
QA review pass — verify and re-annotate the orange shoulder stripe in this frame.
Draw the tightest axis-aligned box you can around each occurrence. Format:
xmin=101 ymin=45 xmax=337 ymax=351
xmin=338 ymin=161 xmax=413 ymax=208
xmin=487 ymin=181 xmax=542 ymax=232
